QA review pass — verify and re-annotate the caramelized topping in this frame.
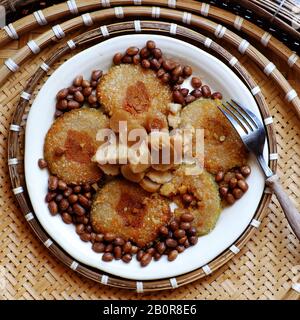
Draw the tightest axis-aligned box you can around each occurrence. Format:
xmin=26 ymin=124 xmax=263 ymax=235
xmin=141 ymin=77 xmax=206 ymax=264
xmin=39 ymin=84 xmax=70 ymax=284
xmin=116 ymin=191 xmax=147 ymax=228
xmin=64 ymin=130 xmax=95 ymax=164
xmin=123 ymin=81 xmax=150 ymax=114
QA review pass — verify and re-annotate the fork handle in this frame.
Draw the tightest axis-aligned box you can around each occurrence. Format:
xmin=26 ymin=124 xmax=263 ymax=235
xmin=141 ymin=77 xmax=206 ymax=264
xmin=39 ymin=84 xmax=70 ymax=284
xmin=266 ymin=175 xmax=300 ymax=240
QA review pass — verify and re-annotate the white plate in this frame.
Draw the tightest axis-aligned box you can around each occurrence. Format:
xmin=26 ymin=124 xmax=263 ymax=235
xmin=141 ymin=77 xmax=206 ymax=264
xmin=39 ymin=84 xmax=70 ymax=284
xmin=25 ymin=34 xmax=268 ymax=280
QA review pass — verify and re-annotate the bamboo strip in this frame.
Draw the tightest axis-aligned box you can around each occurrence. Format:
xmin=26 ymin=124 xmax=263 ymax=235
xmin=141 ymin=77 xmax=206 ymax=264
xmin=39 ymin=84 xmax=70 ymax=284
xmin=236 ymin=0 xmax=300 ymax=39
xmin=0 ymin=0 xmax=299 ymax=74
xmin=1 ymin=6 xmax=299 ymax=118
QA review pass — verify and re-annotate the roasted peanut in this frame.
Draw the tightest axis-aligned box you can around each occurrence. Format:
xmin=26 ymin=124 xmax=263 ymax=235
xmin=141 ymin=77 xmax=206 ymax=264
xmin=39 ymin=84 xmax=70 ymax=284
xmin=48 ymin=201 xmax=58 ymax=215
xmin=104 ymin=233 xmax=116 ymax=242
xmin=74 ymin=91 xmax=84 ymax=103
xmin=132 ymin=54 xmax=140 ymax=65
xmin=229 ymin=177 xmax=238 ymax=189
xmin=191 ymin=77 xmax=202 ymax=88
xmin=180 ymin=88 xmax=189 ymax=97
xmin=56 ymin=88 xmax=69 ymax=100
xmin=136 ymin=250 xmax=145 ymax=261
xmin=91 ymin=70 xmax=102 ymax=81
xmin=183 ymin=65 xmax=192 ymax=77
xmin=73 ymin=203 xmax=85 ymax=216
xmin=38 ymin=158 xmax=48 ymax=169
xmin=219 ymin=186 xmax=229 ymax=197
xmin=80 ymin=233 xmax=91 ymax=242
xmin=241 ymin=166 xmax=251 ymax=177
xmin=58 ymin=180 xmax=67 ymax=191
xmin=201 ymin=85 xmax=211 ymax=98
xmin=211 ymin=92 xmax=222 ymax=100
xmin=62 ymin=212 xmax=72 ymax=224
xmin=215 ymin=171 xmax=224 ymax=182
xmin=126 ymin=47 xmax=139 ymax=56
xmin=180 ymin=222 xmax=191 ymax=230
xmin=172 ymin=90 xmax=185 ymax=105
xmin=141 ymin=59 xmax=151 ymax=69
xmin=159 ymin=226 xmax=169 ymax=237
xmin=146 ymin=40 xmax=156 ymax=50
xmin=152 ymin=48 xmax=162 ymax=59
xmin=191 ymin=89 xmax=202 ymax=98
xmin=48 ymin=176 xmax=58 ymax=190
xmin=102 ymin=252 xmax=114 ymax=262
xmin=185 ymin=95 xmax=196 ymax=104
xmin=122 ymin=55 xmax=133 ymax=64
xmin=187 ymin=227 xmax=197 ymax=236
xmin=156 ymin=242 xmax=166 ymax=254
xmin=122 ymin=254 xmax=132 ymax=263
xmin=166 ymin=238 xmax=178 ymax=248
xmin=226 ymin=193 xmax=236 ymax=205
xmin=237 ymin=180 xmax=248 ymax=192
xmin=189 ymin=236 xmax=198 ymax=245
xmin=56 ymin=100 xmax=68 ymax=112
xmin=114 ymin=237 xmax=125 ymax=246
xmin=59 ymin=199 xmax=69 ymax=211
xmin=168 ymin=250 xmax=178 ymax=261
xmin=140 ymin=47 xmax=150 ymax=58
xmin=180 ymin=212 xmax=194 ymax=222
xmin=113 ymin=52 xmax=123 ymax=65
xmin=172 ymin=65 xmax=183 ymax=77
xmin=83 ymin=87 xmax=92 ymax=96
xmin=123 ymin=241 xmax=132 ymax=254
xmin=92 ymin=242 xmax=106 ymax=253
xmin=140 ymin=253 xmax=152 ymax=267
xmin=113 ymin=246 xmax=122 ymax=259
xmin=73 ymin=75 xmax=83 ymax=87
xmin=161 ymin=72 xmax=171 ymax=83
xmin=233 ymin=188 xmax=244 ymax=199
xmin=162 ymin=59 xmax=177 ymax=71
xmin=76 ymin=224 xmax=85 ymax=235
xmin=174 ymin=229 xmax=186 ymax=239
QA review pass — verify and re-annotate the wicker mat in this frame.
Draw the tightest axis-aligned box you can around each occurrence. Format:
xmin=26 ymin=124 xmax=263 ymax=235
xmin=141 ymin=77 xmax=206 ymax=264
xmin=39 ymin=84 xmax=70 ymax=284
xmin=0 ymin=27 xmax=299 ymax=300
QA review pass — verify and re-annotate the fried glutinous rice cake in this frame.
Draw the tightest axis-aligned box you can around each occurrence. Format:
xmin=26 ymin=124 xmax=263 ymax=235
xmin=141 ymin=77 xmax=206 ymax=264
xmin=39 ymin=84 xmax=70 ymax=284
xmin=91 ymin=179 xmax=172 ymax=247
xmin=96 ymin=64 xmax=172 ymax=126
xmin=180 ymin=99 xmax=248 ymax=174
xmin=160 ymin=167 xmax=222 ymax=236
xmin=44 ymin=108 xmax=109 ymax=185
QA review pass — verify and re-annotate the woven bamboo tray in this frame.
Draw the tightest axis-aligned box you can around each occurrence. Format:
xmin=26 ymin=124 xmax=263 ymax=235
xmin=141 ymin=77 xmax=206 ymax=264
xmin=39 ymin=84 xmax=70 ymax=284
xmin=237 ymin=0 xmax=300 ymax=40
xmin=0 ymin=0 xmax=299 ymax=73
xmin=1 ymin=5 xmax=299 ymax=119
xmin=0 ymin=2 xmax=299 ymax=299
xmin=7 ymin=20 xmax=278 ymax=292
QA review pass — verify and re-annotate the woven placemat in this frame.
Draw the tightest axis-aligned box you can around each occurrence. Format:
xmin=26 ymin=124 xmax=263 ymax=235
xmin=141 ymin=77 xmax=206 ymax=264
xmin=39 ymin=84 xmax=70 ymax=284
xmin=0 ymin=23 xmax=299 ymax=299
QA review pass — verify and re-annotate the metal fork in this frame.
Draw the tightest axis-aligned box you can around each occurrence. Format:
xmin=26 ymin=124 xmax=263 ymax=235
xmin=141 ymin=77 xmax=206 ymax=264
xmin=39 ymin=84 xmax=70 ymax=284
xmin=219 ymin=100 xmax=300 ymax=239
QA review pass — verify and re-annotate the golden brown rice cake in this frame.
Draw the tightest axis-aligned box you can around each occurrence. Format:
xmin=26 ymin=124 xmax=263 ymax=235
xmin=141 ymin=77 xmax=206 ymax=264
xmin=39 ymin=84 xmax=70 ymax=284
xmin=180 ymin=99 xmax=248 ymax=174
xmin=91 ymin=179 xmax=172 ymax=247
xmin=44 ymin=108 xmax=109 ymax=184
xmin=96 ymin=64 xmax=172 ymax=126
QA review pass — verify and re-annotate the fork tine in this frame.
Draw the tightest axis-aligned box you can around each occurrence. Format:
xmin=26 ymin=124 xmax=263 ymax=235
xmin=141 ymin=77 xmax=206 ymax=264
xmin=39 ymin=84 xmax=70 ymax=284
xmin=222 ymin=103 xmax=249 ymax=134
xmin=218 ymin=104 xmax=247 ymax=138
xmin=231 ymin=99 xmax=262 ymax=129
xmin=226 ymin=100 xmax=256 ymax=131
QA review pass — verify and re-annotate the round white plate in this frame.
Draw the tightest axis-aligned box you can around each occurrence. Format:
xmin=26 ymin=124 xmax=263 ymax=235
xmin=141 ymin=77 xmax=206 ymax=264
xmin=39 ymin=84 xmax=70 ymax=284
xmin=25 ymin=34 xmax=268 ymax=280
